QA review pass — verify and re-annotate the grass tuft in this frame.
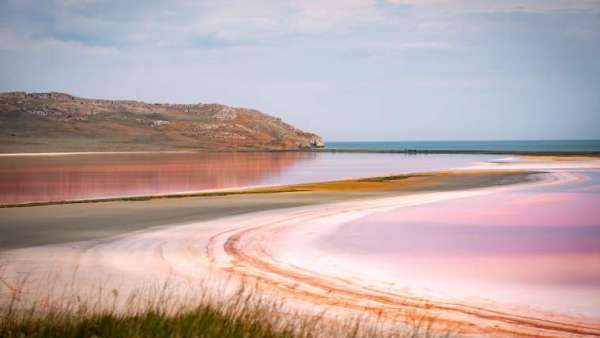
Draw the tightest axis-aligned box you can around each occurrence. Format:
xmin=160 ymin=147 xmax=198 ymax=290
xmin=0 ymin=278 xmax=456 ymax=338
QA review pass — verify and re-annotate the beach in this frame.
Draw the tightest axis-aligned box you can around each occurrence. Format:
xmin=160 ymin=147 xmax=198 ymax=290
xmin=1 ymin=155 xmax=600 ymax=337
xmin=0 ymin=169 xmax=529 ymax=249
xmin=4 ymin=2 xmax=600 ymax=335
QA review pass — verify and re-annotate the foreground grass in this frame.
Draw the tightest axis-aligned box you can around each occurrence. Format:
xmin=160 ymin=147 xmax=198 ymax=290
xmin=0 ymin=282 xmax=453 ymax=338
xmin=2 ymin=307 xmax=451 ymax=338
xmin=1 ymin=306 xmax=296 ymax=338
xmin=1 ymin=304 xmax=451 ymax=338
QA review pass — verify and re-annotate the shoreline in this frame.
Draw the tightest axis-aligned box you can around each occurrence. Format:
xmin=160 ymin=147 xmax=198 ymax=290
xmin=1 ymin=148 xmax=600 ymax=157
xmin=2 ymin=166 xmax=598 ymax=337
xmin=306 ymin=148 xmax=600 ymax=156
xmin=0 ymin=170 xmax=534 ymax=250
xmin=0 ymin=169 xmax=533 ymax=209
xmin=214 ymin=170 xmax=600 ymax=336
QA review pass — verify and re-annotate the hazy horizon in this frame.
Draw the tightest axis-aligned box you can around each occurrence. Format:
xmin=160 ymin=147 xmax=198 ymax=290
xmin=1 ymin=0 xmax=599 ymax=141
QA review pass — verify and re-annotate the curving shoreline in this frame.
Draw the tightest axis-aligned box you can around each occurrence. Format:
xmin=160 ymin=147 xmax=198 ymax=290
xmin=208 ymin=170 xmax=600 ymax=336
xmin=0 ymin=151 xmax=499 ymax=208
xmin=1 ymin=157 xmax=600 ymax=336
xmin=0 ymin=170 xmax=534 ymax=250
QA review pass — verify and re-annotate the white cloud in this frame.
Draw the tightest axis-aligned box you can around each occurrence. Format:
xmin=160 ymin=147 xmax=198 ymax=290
xmin=191 ymin=0 xmax=378 ymax=40
xmin=287 ymin=0 xmax=376 ymax=33
xmin=0 ymin=0 xmax=386 ymax=50
xmin=2 ymin=1 xmax=599 ymax=140
xmin=0 ymin=28 xmax=117 ymax=55
xmin=388 ymin=0 xmax=600 ymax=14
xmin=4 ymin=0 xmax=597 ymax=52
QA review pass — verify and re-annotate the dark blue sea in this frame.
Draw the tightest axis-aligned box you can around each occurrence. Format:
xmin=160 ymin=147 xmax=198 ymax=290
xmin=326 ymin=140 xmax=600 ymax=152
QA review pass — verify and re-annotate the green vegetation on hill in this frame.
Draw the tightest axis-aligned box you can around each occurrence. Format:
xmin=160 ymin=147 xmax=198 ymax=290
xmin=0 ymin=91 xmax=324 ymax=152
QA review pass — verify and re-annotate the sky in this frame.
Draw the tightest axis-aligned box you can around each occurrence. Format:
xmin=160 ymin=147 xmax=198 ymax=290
xmin=1 ymin=0 xmax=599 ymax=141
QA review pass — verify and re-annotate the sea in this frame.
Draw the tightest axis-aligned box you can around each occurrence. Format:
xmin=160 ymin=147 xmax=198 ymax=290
xmin=326 ymin=140 xmax=600 ymax=152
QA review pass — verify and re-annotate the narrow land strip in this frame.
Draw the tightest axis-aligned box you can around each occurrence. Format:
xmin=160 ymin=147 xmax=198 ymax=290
xmin=0 ymin=170 xmax=534 ymax=250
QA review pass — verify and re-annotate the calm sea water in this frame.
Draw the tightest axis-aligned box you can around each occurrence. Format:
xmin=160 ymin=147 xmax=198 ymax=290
xmin=324 ymin=170 xmax=600 ymax=317
xmin=0 ymin=152 xmax=495 ymax=205
xmin=327 ymin=140 xmax=600 ymax=152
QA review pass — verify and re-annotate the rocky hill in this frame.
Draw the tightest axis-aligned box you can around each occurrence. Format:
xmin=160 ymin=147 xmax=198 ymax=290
xmin=0 ymin=92 xmax=324 ymax=153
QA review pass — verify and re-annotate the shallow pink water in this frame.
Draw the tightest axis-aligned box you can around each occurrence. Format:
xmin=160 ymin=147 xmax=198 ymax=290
xmin=0 ymin=152 xmax=493 ymax=204
xmin=325 ymin=171 xmax=600 ymax=317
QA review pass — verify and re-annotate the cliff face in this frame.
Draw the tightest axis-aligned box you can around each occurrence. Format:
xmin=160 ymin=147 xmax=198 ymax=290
xmin=0 ymin=92 xmax=324 ymax=153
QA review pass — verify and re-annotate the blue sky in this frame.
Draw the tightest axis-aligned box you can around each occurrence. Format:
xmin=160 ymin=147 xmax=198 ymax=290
xmin=1 ymin=0 xmax=599 ymax=141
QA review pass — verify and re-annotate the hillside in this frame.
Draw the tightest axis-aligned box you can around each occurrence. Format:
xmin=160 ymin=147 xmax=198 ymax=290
xmin=0 ymin=92 xmax=324 ymax=153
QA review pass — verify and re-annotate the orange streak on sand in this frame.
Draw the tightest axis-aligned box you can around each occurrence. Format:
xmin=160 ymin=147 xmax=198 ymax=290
xmin=521 ymin=155 xmax=600 ymax=162
xmin=206 ymin=206 xmax=600 ymax=337
xmin=1 ymin=165 xmax=599 ymax=337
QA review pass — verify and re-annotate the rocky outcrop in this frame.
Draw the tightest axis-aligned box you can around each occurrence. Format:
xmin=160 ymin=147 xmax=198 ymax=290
xmin=0 ymin=92 xmax=324 ymax=152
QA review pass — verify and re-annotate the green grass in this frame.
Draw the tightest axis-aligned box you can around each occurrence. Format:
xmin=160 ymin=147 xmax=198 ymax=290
xmin=0 ymin=281 xmax=455 ymax=338
xmin=358 ymin=175 xmax=413 ymax=183
xmin=1 ymin=305 xmax=451 ymax=338
xmin=1 ymin=283 xmax=301 ymax=338
xmin=1 ymin=305 xmax=296 ymax=338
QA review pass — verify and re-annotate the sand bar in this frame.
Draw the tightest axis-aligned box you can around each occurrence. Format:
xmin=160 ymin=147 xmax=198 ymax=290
xmin=1 ymin=157 xmax=600 ymax=337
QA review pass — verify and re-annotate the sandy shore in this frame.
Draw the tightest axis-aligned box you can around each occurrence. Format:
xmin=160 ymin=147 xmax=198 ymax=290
xmin=1 ymin=158 xmax=600 ymax=337
xmin=0 ymin=170 xmax=530 ymax=249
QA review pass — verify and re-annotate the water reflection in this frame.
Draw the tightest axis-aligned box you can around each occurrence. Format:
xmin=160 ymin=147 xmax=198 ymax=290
xmin=0 ymin=152 xmax=494 ymax=205
xmin=0 ymin=152 xmax=311 ymax=204
xmin=325 ymin=171 xmax=600 ymax=317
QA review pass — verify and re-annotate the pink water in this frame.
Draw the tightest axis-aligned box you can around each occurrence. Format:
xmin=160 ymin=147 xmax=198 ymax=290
xmin=0 ymin=152 xmax=494 ymax=204
xmin=325 ymin=171 xmax=600 ymax=317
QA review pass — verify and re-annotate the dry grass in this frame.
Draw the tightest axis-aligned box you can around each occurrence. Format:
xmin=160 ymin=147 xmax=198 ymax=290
xmin=0 ymin=274 xmax=456 ymax=338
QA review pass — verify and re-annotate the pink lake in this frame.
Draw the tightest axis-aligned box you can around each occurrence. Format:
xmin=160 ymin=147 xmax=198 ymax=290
xmin=324 ymin=171 xmax=600 ymax=317
xmin=0 ymin=152 xmax=495 ymax=205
